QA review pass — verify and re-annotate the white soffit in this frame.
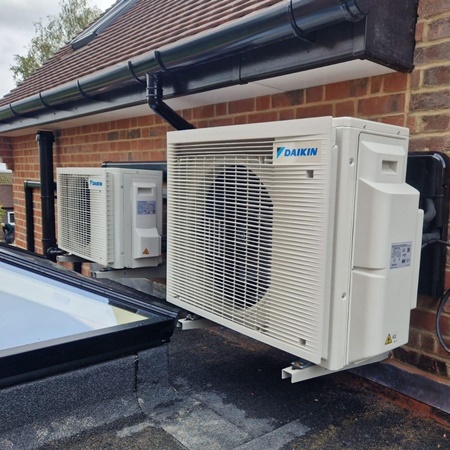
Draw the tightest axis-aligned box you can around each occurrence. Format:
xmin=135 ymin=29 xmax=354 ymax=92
xmin=3 ymin=60 xmax=394 ymax=136
xmin=168 ymin=59 xmax=394 ymax=110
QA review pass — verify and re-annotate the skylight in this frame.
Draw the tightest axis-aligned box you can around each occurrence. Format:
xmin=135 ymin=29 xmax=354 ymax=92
xmin=71 ymin=0 xmax=138 ymax=50
xmin=0 ymin=246 xmax=177 ymax=388
xmin=0 ymin=261 xmax=147 ymax=351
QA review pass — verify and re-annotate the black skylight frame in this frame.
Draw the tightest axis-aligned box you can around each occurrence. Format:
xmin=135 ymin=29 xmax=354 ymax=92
xmin=0 ymin=244 xmax=178 ymax=388
xmin=71 ymin=0 xmax=138 ymax=50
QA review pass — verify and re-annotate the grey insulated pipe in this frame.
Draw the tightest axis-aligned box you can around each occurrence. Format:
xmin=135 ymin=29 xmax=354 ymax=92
xmin=0 ymin=0 xmax=369 ymax=123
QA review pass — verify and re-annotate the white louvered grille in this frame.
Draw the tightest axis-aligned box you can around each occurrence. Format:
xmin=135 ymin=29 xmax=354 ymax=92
xmin=57 ymin=171 xmax=113 ymax=264
xmin=168 ymin=137 xmax=332 ymax=363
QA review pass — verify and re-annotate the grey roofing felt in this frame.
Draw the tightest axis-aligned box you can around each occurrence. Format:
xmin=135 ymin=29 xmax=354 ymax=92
xmin=1 ymin=325 xmax=449 ymax=449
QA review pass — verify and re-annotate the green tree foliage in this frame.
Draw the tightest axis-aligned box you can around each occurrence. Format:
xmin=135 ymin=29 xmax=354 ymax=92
xmin=10 ymin=0 xmax=102 ymax=84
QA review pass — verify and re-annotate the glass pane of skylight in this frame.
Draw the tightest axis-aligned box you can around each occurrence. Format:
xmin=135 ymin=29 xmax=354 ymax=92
xmin=71 ymin=0 xmax=138 ymax=50
xmin=0 ymin=261 xmax=148 ymax=352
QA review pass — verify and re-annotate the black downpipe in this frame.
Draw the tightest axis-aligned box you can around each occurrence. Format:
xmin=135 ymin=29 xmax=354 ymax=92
xmin=36 ymin=131 xmax=57 ymax=261
xmin=147 ymin=73 xmax=195 ymax=130
xmin=24 ymin=180 xmax=41 ymax=253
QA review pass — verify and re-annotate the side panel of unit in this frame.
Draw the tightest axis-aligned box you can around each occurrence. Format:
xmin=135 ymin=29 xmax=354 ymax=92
xmin=347 ymin=130 xmax=422 ymax=363
xmin=122 ymin=171 xmax=163 ymax=268
xmin=321 ymin=124 xmax=361 ymax=371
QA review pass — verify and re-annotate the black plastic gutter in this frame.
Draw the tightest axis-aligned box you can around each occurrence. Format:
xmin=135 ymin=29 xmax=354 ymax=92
xmin=0 ymin=0 xmax=369 ymax=124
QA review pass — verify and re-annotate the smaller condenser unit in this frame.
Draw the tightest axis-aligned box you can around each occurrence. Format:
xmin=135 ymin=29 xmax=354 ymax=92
xmin=166 ymin=117 xmax=423 ymax=380
xmin=57 ymin=167 xmax=162 ymax=269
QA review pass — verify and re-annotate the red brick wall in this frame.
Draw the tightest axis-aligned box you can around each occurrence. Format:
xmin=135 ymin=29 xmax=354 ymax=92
xmin=10 ymin=77 xmax=410 ymax=252
xmin=0 ymin=136 xmax=14 ymax=170
xmin=7 ymin=0 xmax=450 ymax=379
xmin=11 ymin=117 xmax=172 ymax=251
xmin=393 ymin=0 xmax=450 ymax=377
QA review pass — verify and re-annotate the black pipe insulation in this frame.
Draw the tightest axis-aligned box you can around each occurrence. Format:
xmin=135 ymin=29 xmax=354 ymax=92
xmin=0 ymin=0 xmax=369 ymax=123
xmin=36 ymin=131 xmax=57 ymax=261
xmin=24 ymin=180 xmax=42 ymax=189
xmin=423 ymin=197 xmax=437 ymax=231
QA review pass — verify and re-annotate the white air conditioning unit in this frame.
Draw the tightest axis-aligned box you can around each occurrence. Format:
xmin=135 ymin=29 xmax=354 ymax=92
xmin=57 ymin=167 xmax=163 ymax=269
xmin=166 ymin=117 xmax=423 ymax=382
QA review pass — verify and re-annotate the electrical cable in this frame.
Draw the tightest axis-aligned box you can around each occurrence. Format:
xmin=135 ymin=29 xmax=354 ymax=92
xmin=424 ymin=239 xmax=450 ymax=355
xmin=422 ymin=239 xmax=450 ymax=250
xmin=436 ymin=286 xmax=450 ymax=355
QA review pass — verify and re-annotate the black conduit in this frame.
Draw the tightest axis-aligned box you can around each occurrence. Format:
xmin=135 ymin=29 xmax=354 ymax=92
xmin=36 ymin=131 xmax=57 ymax=261
xmin=24 ymin=180 xmax=41 ymax=253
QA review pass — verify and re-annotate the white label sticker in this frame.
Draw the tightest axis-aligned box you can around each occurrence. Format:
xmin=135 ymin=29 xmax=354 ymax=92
xmin=273 ymin=140 xmax=322 ymax=165
xmin=88 ymin=176 xmax=104 ymax=191
xmin=390 ymin=242 xmax=412 ymax=269
xmin=137 ymin=200 xmax=156 ymax=215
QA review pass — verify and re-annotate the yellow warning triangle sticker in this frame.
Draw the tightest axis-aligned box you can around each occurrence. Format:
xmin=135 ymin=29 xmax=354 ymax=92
xmin=143 ymin=248 xmax=149 ymax=255
xmin=385 ymin=334 xmax=393 ymax=345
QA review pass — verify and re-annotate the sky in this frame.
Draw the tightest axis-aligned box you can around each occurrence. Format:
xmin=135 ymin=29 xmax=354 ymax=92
xmin=0 ymin=0 xmax=116 ymax=98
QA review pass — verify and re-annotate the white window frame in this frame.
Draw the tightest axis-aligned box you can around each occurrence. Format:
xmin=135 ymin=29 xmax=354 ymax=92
xmin=7 ymin=211 xmax=14 ymax=225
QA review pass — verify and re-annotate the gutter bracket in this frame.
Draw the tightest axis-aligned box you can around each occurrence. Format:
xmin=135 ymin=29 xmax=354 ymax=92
xmin=39 ymin=93 xmax=61 ymax=111
xmin=146 ymin=72 xmax=195 ymax=131
xmin=9 ymin=103 xmax=31 ymax=119
xmin=288 ymin=0 xmax=315 ymax=43
xmin=154 ymin=50 xmax=169 ymax=73
xmin=76 ymin=80 xmax=99 ymax=101
xmin=127 ymin=61 xmax=146 ymax=84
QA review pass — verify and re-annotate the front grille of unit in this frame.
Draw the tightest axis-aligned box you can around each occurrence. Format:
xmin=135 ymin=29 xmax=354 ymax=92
xmin=204 ymin=164 xmax=273 ymax=309
xmin=59 ymin=175 xmax=91 ymax=252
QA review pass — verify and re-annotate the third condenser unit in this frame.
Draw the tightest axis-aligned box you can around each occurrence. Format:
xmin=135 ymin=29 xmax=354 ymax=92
xmin=57 ymin=167 xmax=163 ymax=270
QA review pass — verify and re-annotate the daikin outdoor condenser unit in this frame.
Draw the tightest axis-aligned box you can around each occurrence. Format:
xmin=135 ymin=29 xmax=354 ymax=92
xmin=166 ymin=117 xmax=423 ymax=382
xmin=57 ymin=167 xmax=162 ymax=269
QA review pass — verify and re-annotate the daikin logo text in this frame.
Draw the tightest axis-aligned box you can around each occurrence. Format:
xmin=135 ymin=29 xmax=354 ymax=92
xmin=89 ymin=180 xmax=103 ymax=187
xmin=276 ymin=147 xmax=319 ymax=158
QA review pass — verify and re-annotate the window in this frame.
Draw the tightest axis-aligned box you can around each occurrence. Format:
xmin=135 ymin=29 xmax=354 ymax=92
xmin=71 ymin=0 xmax=138 ymax=50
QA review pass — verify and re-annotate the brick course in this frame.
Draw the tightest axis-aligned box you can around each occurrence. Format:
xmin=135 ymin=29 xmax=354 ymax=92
xmin=0 ymin=136 xmax=14 ymax=170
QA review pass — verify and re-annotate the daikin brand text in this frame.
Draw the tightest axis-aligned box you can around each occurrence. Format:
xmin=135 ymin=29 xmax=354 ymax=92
xmin=276 ymin=147 xmax=319 ymax=158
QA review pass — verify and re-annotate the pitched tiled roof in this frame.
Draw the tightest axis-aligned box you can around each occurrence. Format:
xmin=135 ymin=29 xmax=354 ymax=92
xmin=0 ymin=0 xmax=284 ymax=107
